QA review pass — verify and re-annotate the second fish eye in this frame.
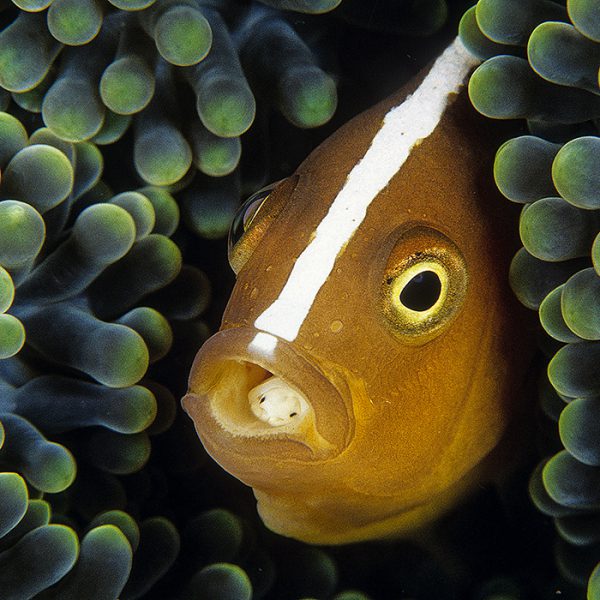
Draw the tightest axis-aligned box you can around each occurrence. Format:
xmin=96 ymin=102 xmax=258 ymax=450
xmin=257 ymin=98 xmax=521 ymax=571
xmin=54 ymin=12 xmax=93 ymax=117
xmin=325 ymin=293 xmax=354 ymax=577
xmin=228 ymin=179 xmax=291 ymax=275
xmin=241 ymin=192 xmax=269 ymax=231
xmin=228 ymin=186 xmax=273 ymax=256
xmin=228 ymin=180 xmax=285 ymax=262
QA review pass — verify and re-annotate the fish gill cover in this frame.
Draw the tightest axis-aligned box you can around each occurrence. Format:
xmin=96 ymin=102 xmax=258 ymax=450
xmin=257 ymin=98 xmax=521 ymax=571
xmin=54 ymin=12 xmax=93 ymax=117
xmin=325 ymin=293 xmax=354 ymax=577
xmin=0 ymin=0 xmax=596 ymax=598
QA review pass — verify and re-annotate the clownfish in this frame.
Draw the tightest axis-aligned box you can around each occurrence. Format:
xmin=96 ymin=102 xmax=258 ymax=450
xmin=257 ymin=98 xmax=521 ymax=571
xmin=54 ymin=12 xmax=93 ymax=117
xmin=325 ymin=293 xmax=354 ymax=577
xmin=183 ymin=38 xmax=534 ymax=545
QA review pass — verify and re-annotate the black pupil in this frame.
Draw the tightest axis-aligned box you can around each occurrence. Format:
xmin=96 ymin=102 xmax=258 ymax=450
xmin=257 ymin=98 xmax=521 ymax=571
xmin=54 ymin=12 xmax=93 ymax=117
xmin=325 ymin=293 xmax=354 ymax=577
xmin=400 ymin=270 xmax=441 ymax=312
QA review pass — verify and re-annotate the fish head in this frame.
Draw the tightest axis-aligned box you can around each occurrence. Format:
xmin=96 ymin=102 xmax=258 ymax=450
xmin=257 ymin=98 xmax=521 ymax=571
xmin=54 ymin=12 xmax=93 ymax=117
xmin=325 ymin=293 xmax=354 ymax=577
xmin=183 ymin=40 xmax=533 ymax=544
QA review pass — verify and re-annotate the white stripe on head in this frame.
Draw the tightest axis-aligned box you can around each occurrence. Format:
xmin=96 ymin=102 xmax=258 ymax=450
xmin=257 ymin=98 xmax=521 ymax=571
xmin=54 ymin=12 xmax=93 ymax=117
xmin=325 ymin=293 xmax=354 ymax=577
xmin=254 ymin=38 xmax=479 ymax=342
xmin=249 ymin=331 xmax=278 ymax=357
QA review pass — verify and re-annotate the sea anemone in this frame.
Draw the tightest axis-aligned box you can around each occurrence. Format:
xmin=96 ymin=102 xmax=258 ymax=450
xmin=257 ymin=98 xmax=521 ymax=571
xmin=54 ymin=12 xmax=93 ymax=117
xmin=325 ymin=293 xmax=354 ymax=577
xmin=460 ymin=0 xmax=600 ymax=595
xmin=0 ymin=2 xmax=346 ymax=596
xmin=0 ymin=0 xmax=340 ymax=241
xmin=0 ymin=108 xmax=208 ymax=596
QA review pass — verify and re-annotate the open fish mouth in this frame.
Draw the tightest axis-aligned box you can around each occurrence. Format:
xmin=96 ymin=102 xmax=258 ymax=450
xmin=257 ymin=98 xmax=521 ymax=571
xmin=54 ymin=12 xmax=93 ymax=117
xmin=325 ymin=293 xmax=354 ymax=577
xmin=196 ymin=358 xmax=315 ymax=437
xmin=182 ymin=327 xmax=352 ymax=467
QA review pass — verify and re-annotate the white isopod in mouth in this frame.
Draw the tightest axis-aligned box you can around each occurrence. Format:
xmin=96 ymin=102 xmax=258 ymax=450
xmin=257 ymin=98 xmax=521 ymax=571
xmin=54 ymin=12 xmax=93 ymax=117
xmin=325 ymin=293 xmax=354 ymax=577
xmin=248 ymin=376 xmax=310 ymax=427
xmin=195 ymin=358 xmax=334 ymax=453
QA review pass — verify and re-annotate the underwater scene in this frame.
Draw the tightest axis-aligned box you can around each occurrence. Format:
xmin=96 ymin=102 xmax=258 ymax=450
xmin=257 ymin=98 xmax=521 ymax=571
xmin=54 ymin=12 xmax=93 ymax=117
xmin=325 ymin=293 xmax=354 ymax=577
xmin=0 ymin=0 xmax=599 ymax=598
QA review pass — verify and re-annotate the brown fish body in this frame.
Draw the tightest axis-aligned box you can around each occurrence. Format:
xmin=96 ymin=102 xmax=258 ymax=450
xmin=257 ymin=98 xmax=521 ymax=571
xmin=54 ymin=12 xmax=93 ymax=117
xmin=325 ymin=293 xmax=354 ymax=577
xmin=183 ymin=39 xmax=534 ymax=545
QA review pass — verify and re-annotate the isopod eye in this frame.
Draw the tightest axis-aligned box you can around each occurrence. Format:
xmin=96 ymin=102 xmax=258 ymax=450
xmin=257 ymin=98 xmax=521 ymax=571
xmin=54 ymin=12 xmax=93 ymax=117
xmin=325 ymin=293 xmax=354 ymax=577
xmin=399 ymin=270 xmax=442 ymax=312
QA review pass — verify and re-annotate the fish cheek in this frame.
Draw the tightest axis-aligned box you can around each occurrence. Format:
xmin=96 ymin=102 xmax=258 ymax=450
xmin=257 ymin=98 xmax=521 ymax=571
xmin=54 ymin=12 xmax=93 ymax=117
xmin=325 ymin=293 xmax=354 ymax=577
xmin=323 ymin=235 xmax=489 ymax=499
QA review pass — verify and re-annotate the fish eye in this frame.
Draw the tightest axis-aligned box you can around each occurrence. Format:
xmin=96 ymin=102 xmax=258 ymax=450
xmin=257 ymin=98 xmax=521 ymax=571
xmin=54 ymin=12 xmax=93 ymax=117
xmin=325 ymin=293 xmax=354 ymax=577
xmin=399 ymin=269 xmax=442 ymax=312
xmin=228 ymin=185 xmax=276 ymax=257
xmin=382 ymin=226 xmax=467 ymax=344
xmin=228 ymin=180 xmax=287 ymax=275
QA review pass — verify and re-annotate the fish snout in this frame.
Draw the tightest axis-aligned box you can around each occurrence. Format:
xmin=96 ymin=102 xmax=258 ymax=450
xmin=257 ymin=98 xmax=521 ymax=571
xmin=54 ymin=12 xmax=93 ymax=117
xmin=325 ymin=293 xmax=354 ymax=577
xmin=182 ymin=327 xmax=352 ymax=484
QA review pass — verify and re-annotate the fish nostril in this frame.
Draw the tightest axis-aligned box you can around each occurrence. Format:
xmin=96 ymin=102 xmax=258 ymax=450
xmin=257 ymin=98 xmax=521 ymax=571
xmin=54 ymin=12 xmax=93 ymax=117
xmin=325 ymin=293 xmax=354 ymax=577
xmin=248 ymin=375 xmax=310 ymax=427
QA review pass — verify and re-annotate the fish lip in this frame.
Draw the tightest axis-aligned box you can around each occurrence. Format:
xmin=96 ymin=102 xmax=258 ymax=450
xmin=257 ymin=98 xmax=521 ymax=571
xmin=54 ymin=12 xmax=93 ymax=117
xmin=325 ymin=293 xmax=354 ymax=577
xmin=183 ymin=326 xmax=353 ymax=468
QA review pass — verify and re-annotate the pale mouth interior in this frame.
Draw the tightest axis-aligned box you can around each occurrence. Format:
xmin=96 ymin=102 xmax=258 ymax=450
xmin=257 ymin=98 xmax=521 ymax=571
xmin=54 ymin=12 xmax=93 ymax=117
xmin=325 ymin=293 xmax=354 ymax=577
xmin=209 ymin=360 xmax=314 ymax=438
